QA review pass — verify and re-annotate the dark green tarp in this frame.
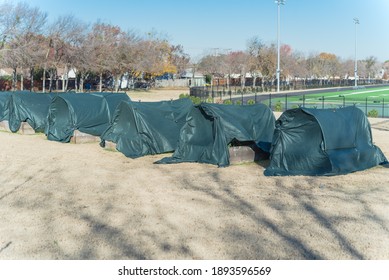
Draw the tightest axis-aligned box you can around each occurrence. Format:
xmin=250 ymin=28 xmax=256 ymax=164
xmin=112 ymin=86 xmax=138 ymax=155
xmin=156 ymin=103 xmax=275 ymax=167
xmin=46 ymin=92 xmax=130 ymax=142
xmin=8 ymin=92 xmax=55 ymax=133
xmin=0 ymin=91 xmax=12 ymax=121
xmin=100 ymin=98 xmax=193 ymax=158
xmin=264 ymin=106 xmax=388 ymax=176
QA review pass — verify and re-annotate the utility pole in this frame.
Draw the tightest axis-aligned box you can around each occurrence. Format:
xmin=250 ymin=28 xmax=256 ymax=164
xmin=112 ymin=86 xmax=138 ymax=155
xmin=353 ymin=18 xmax=359 ymax=88
xmin=275 ymin=0 xmax=285 ymax=92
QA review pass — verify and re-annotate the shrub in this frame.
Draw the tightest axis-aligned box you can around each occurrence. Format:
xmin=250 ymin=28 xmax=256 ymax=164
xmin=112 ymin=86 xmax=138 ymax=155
xmin=206 ymin=97 xmax=213 ymax=103
xmin=179 ymin=93 xmax=201 ymax=104
xmin=223 ymin=99 xmax=233 ymax=105
xmin=205 ymin=75 xmax=212 ymax=84
xmin=235 ymin=100 xmax=242 ymax=105
xmin=247 ymin=99 xmax=255 ymax=105
xmin=274 ymin=101 xmax=283 ymax=112
xmin=367 ymin=109 xmax=379 ymax=118
xmin=179 ymin=93 xmax=189 ymax=99
xmin=189 ymin=96 xmax=202 ymax=105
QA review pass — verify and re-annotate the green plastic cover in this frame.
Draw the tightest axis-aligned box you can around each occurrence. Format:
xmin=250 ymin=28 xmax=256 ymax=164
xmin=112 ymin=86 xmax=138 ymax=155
xmin=264 ymin=106 xmax=388 ymax=176
xmin=156 ymin=103 xmax=275 ymax=167
xmin=8 ymin=92 xmax=56 ymax=133
xmin=0 ymin=91 xmax=12 ymax=121
xmin=46 ymin=92 xmax=130 ymax=142
xmin=100 ymin=98 xmax=193 ymax=158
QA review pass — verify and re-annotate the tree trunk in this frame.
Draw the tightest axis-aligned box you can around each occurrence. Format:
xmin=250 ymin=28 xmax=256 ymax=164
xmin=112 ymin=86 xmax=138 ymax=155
xmin=21 ymin=74 xmax=24 ymax=91
xmin=63 ymin=65 xmax=68 ymax=92
xmin=64 ymin=76 xmax=68 ymax=92
xmin=74 ymin=70 xmax=78 ymax=92
xmin=79 ymin=73 xmax=84 ymax=93
xmin=115 ymin=74 xmax=121 ymax=92
xmin=55 ymin=73 xmax=59 ymax=92
xmin=30 ymin=68 xmax=34 ymax=92
xmin=118 ymin=74 xmax=123 ymax=91
xmin=191 ymin=66 xmax=196 ymax=87
xmin=99 ymin=72 xmax=103 ymax=92
xmin=43 ymin=67 xmax=46 ymax=93
xmin=48 ymin=70 xmax=54 ymax=92
xmin=12 ymin=67 xmax=17 ymax=91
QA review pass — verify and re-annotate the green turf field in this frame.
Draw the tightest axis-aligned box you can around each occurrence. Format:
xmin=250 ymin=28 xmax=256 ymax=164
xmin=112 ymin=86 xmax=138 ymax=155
xmin=266 ymin=86 xmax=389 ymax=117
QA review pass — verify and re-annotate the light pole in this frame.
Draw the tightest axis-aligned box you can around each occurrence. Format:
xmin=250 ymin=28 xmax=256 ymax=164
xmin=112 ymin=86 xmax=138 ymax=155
xmin=353 ymin=18 xmax=359 ymax=88
xmin=275 ymin=0 xmax=285 ymax=92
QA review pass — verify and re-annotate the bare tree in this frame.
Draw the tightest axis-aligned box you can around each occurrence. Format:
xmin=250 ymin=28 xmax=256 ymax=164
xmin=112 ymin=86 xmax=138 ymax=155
xmin=135 ymin=36 xmax=174 ymax=83
xmin=0 ymin=2 xmax=47 ymax=91
xmin=112 ymin=30 xmax=140 ymax=92
xmin=87 ymin=23 xmax=141 ymax=92
xmin=339 ymin=59 xmax=354 ymax=80
xmin=88 ymin=22 xmax=120 ymax=91
xmin=260 ymin=44 xmax=277 ymax=87
xmin=247 ymin=36 xmax=265 ymax=88
xmin=170 ymin=44 xmax=190 ymax=77
xmin=364 ymin=56 xmax=377 ymax=82
xmin=20 ymin=33 xmax=47 ymax=91
xmin=224 ymin=51 xmax=249 ymax=89
xmin=198 ymin=49 xmax=225 ymax=91
xmin=45 ymin=15 xmax=87 ymax=92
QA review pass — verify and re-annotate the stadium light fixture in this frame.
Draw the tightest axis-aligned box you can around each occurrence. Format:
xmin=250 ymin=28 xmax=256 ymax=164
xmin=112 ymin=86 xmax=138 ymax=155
xmin=353 ymin=18 xmax=359 ymax=88
xmin=275 ymin=0 xmax=285 ymax=92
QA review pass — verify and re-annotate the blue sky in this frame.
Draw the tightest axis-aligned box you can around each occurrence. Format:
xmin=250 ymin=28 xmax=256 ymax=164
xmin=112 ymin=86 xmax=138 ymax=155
xmin=11 ymin=0 xmax=389 ymax=62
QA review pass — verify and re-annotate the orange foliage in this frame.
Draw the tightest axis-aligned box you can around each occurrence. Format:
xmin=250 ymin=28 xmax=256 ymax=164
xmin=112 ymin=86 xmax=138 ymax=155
xmin=319 ymin=52 xmax=337 ymax=61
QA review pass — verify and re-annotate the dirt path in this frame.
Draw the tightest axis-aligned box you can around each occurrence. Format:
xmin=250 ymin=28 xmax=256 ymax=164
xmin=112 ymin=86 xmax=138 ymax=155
xmin=126 ymin=89 xmax=188 ymax=102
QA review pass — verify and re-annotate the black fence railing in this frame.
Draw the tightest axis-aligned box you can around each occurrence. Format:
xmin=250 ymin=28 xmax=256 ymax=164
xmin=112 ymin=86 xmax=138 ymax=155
xmin=189 ymin=85 xmax=389 ymax=118
xmin=264 ymin=94 xmax=388 ymax=118
xmin=190 ymin=79 xmax=386 ymax=97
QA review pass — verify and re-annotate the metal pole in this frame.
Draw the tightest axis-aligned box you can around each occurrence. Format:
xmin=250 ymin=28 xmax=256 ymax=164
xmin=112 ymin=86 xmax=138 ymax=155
xmin=354 ymin=18 xmax=359 ymax=88
xmin=269 ymin=93 xmax=272 ymax=110
xmin=382 ymin=98 xmax=385 ymax=118
xmin=275 ymin=1 xmax=285 ymax=93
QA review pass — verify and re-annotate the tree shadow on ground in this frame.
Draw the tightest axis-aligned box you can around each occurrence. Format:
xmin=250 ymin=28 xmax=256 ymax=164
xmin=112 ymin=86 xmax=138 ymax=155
xmin=175 ymin=169 xmax=388 ymax=259
xmin=2 ymin=157 xmax=388 ymax=260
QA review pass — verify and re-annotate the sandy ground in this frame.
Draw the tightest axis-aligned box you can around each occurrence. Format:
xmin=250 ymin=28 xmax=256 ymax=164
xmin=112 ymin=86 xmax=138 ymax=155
xmin=0 ymin=89 xmax=388 ymax=260
xmin=126 ymin=88 xmax=189 ymax=102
